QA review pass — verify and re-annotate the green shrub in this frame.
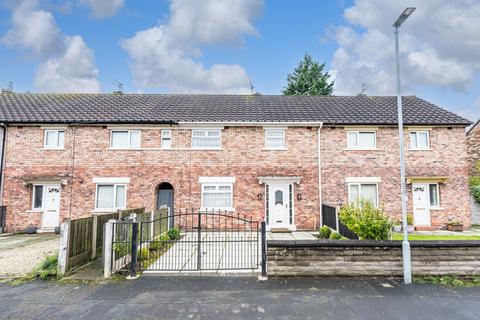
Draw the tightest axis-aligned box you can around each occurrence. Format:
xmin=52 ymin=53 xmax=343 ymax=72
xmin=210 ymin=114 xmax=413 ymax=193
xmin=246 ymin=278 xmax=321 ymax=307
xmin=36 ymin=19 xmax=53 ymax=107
xmin=318 ymin=225 xmax=332 ymax=239
xmin=472 ymin=185 xmax=480 ymax=203
xmin=149 ymin=239 xmax=161 ymax=251
xmin=159 ymin=233 xmax=170 ymax=244
xmin=138 ymin=247 xmax=149 ymax=261
xmin=407 ymin=214 xmax=414 ymax=226
xmin=339 ymin=200 xmax=392 ymax=240
xmin=167 ymin=228 xmax=181 ymax=240
xmin=329 ymin=232 xmax=342 ymax=240
xmin=36 ymin=253 xmax=58 ymax=280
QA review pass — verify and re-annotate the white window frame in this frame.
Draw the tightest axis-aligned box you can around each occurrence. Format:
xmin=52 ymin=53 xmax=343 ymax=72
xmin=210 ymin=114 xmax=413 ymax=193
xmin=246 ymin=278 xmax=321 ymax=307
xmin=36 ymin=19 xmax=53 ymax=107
xmin=347 ymin=183 xmax=379 ymax=207
xmin=110 ymin=130 xmax=141 ymax=149
xmin=161 ymin=129 xmax=172 ymax=149
xmin=409 ymin=130 xmax=430 ymax=150
xmin=200 ymin=181 xmax=234 ymax=211
xmin=347 ymin=131 xmax=377 ymax=149
xmin=94 ymin=183 xmax=127 ymax=211
xmin=32 ymin=184 xmax=45 ymax=210
xmin=264 ymin=128 xmax=286 ymax=150
xmin=428 ymin=183 xmax=440 ymax=208
xmin=191 ymin=129 xmax=222 ymax=150
xmin=44 ymin=130 xmax=65 ymax=149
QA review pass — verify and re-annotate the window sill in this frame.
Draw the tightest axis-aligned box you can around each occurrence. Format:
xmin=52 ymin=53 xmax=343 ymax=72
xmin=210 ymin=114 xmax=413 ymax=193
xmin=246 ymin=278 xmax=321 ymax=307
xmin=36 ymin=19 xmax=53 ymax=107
xmin=41 ymin=148 xmax=65 ymax=150
xmin=408 ymin=148 xmax=432 ymax=151
xmin=201 ymin=208 xmax=235 ymax=212
xmin=429 ymin=207 xmax=444 ymax=210
xmin=108 ymin=147 xmax=142 ymax=150
xmin=191 ymin=148 xmax=223 ymax=151
xmin=27 ymin=209 xmax=43 ymax=213
xmin=262 ymin=148 xmax=288 ymax=151
xmin=91 ymin=209 xmax=122 ymax=213
xmin=345 ymin=148 xmax=379 ymax=151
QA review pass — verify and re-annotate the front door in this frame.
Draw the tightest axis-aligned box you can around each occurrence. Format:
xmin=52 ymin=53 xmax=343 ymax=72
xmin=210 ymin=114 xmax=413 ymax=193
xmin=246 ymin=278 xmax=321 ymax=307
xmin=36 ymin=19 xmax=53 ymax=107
xmin=42 ymin=185 xmax=61 ymax=229
xmin=268 ymin=184 xmax=291 ymax=229
xmin=157 ymin=188 xmax=174 ymax=228
xmin=412 ymin=183 xmax=430 ymax=226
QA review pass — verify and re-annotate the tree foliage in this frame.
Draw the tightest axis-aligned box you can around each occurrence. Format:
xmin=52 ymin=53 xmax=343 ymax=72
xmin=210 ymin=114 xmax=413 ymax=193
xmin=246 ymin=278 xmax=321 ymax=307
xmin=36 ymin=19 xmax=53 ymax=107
xmin=283 ymin=54 xmax=334 ymax=95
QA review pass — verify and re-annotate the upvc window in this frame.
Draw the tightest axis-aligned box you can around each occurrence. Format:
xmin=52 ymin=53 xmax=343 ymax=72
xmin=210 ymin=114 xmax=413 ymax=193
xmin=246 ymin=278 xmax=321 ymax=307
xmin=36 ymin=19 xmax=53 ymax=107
xmin=348 ymin=183 xmax=378 ymax=207
xmin=95 ymin=184 xmax=126 ymax=210
xmin=410 ymin=131 xmax=430 ymax=149
xmin=110 ymin=130 xmax=140 ymax=148
xmin=265 ymin=129 xmax=286 ymax=149
xmin=201 ymin=183 xmax=233 ymax=210
xmin=32 ymin=185 xmax=44 ymax=209
xmin=428 ymin=183 xmax=439 ymax=207
xmin=161 ymin=130 xmax=171 ymax=149
xmin=347 ymin=131 xmax=376 ymax=149
xmin=44 ymin=130 xmax=65 ymax=149
xmin=191 ymin=129 xmax=221 ymax=149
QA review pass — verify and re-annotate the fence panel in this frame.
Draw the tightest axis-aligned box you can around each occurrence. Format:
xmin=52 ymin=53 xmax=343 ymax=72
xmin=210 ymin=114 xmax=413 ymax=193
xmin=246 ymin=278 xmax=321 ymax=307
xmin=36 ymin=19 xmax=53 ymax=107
xmin=67 ymin=217 xmax=93 ymax=270
xmin=95 ymin=212 xmax=120 ymax=257
xmin=0 ymin=206 xmax=6 ymax=233
xmin=322 ymin=204 xmax=359 ymax=240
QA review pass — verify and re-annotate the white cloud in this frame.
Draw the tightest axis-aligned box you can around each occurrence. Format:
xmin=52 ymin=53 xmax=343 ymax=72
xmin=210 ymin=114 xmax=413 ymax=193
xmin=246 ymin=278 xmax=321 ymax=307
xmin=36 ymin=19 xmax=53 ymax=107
xmin=121 ymin=0 xmax=263 ymax=93
xmin=78 ymin=0 xmax=124 ymax=19
xmin=331 ymin=0 xmax=480 ymax=95
xmin=1 ymin=0 xmax=100 ymax=93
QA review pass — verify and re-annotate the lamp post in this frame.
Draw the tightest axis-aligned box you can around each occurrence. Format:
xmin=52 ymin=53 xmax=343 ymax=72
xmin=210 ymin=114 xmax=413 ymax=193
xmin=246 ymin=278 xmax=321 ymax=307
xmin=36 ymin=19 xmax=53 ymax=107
xmin=393 ymin=7 xmax=415 ymax=285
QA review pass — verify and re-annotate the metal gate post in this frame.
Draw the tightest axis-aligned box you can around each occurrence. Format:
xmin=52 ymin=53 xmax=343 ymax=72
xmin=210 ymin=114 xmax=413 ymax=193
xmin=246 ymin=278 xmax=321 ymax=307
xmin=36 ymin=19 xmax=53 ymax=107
xmin=260 ymin=221 xmax=267 ymax=279
xmin=197 ymin=210 xmax=202 ymax=270
xmin=128 ymin=222 xmax=139 ymax=279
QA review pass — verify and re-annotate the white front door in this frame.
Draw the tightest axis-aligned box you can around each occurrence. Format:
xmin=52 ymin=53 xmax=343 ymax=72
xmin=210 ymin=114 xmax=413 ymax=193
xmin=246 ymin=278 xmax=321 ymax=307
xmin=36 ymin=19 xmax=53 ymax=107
xmin=268 ymin=184 xmax=291 ymax=229
xmin=42 ymin=185 xmax=61 ymax=229
xmin=412 ymin=183 xmax=430 ymax=226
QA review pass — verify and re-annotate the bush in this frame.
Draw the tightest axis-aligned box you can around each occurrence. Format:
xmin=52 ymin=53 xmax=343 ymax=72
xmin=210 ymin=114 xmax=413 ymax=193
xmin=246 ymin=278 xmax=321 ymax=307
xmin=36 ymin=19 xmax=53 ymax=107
xmin=36 ymin=253 xmax=58 ymax=280
xmin=318 ymin=226 xmax=332 ymax=239
xmin=138 ymin=247 xmax=150 ymax=261
xmin=149 ymin=238 xmax=161 ymax=251
xmin=159 ymin=233 xmax=170 ymax=244
xmin=339 ymin=200 xmax=392 ymax=241
xmin=329 ymin=232 xmax=342 ymax=240
xmin=472 ymin=185 xmax=480 ymax=203
xmin=167 ymin=228 xmax=181 ymax=240
xmin=407 ymin=214 xmax=414 ymax=226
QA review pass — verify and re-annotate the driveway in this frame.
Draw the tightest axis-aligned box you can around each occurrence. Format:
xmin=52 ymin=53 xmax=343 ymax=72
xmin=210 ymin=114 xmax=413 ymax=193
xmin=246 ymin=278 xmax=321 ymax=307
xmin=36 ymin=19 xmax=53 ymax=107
xmin=1 ymin=277 xmax=480 ymax=319
xmin=0 ymin=234 xmax=59 ymax=278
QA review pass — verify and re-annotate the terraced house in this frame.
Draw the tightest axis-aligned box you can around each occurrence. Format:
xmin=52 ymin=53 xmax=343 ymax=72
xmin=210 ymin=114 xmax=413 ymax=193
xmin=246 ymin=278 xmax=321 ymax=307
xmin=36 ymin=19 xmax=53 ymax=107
xmin=0 ymin=93 xmax=472 ymax=233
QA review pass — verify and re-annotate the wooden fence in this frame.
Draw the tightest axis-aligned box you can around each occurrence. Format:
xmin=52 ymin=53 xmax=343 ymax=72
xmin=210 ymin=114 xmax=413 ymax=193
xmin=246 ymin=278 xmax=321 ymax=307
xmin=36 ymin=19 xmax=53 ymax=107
xmin=0 ymin=206 xmax=6 ymax=233
xmin=62 ymin=208 xmax=146 ymax=272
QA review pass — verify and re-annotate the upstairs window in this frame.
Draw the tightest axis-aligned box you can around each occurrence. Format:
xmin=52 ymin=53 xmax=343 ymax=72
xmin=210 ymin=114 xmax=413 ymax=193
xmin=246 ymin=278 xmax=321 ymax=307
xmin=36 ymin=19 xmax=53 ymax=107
xmin=347 ymin=131 xmax=376 ymax=149
xmin=265 ymin=129 xmax=286 ymax=149
xmin=191 ymin=129 xmax=221 ymax=149
xmin=44 ymin=130 xmax=65 ymax=149
xmin=410 ymin=131 xmax=430 ymax=150
xmin=110 ymin=130 xmax=140 ymax=148
xmin=161 ymin=130 xmax=171 ymax=149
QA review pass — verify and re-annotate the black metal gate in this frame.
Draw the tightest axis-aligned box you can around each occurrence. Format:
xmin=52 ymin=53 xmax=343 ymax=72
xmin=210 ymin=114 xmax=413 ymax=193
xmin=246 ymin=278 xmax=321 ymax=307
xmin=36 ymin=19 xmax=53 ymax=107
xmin=136 ymin=210 xmax=265 ymax=273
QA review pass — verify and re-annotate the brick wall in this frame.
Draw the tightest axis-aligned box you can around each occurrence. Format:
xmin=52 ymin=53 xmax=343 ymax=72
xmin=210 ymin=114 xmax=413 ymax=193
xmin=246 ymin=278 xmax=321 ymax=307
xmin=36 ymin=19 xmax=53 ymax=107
xmin=268 ymin=240 xmax=480 ymax=276
xmin=467 ymin=122 xmax=480 ymax=176
xmin=2 ymin=125 xmax=320 ymax=232
xmin=321 ymin=126 xmax=471 ymax=227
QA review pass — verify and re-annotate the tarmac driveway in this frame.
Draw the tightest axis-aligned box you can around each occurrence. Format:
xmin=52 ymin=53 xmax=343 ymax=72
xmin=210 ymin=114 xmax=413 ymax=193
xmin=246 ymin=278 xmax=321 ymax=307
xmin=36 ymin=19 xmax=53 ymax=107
xmin=0 ymin=234 xmax=59 ymax=278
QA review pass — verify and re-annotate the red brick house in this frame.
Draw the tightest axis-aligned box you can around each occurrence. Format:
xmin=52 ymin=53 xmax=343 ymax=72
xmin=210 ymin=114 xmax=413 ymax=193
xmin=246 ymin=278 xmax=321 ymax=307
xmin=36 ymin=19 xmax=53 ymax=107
xmin=0 ymin=94 xmax=472 ymax=233
xmin=467 ymin=119 xmax=480 ymax=176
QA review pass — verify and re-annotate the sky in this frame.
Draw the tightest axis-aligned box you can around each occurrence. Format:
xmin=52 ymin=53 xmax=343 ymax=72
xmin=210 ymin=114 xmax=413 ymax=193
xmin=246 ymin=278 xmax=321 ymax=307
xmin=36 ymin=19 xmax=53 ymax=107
xmin=0 ymin=0 xmax=479 ymax=121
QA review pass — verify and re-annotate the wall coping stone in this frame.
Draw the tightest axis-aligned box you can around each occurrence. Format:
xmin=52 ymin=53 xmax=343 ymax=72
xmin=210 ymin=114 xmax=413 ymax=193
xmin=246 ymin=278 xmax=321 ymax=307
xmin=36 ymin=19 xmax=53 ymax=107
xmin=268 ymin=239 xmax=480 ymax=248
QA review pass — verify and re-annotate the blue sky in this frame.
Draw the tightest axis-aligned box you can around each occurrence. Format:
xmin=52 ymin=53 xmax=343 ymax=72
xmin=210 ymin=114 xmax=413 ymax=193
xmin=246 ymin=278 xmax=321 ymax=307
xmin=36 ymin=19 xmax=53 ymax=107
xmin=0 ymin=0 xmax=479 ymax=121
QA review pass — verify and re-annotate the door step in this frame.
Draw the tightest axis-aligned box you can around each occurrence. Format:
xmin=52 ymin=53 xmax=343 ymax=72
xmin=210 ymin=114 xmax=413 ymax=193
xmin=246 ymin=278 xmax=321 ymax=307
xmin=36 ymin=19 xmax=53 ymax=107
xmin=269 ymin=228 xmax=291 ymax=233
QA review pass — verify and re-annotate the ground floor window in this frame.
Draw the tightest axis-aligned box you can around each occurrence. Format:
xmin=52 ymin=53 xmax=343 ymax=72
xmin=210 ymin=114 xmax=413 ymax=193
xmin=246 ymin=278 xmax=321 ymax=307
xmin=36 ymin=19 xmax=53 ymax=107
xmin=95 ymin=184 xmax=127 ymax=210
xmin=428 ymin=183 xmax=439 ymax=207
xmin=348 ymin=183 xmax=378 ymax=207
xmin=32 ymin=185 xmax=44 ymax=209
xmin=201 ymin=183 xmax=233 ymax=210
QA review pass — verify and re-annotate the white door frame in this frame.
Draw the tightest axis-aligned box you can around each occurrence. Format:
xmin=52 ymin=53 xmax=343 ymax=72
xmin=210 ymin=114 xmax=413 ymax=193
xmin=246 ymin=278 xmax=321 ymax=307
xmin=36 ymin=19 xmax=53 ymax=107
xmin=41 ymin=184 xmax=61 ymax=230
xmin=412 ymin=183 xmax=431 ymax=226
xmin=265 ymin=182 xmax=295 ymax=231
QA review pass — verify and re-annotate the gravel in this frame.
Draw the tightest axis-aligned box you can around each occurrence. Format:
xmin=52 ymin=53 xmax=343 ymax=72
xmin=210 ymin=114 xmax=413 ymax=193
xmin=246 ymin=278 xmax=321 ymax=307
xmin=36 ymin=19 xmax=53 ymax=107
xmin=0 ymin=237 xmax=59 ymax=277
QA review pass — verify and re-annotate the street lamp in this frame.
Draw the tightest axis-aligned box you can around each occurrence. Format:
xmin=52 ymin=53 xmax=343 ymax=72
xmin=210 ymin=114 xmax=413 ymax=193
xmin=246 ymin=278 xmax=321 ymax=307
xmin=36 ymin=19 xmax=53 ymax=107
xmin=393 ymin=7 xmax=415 ymax=285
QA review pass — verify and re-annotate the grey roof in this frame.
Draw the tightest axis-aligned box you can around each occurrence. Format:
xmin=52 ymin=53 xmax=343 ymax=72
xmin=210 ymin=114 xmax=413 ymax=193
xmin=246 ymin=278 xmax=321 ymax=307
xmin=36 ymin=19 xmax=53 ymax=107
xmin=0 ymin=93 xmax=472 ymax=126
xmin=467 ymin=119 xmax=480 ymax=135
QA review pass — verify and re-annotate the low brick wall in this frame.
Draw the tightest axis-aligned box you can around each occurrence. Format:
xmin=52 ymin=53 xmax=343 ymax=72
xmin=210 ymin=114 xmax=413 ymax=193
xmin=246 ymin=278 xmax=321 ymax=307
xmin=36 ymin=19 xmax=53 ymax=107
xmin=268 ymin=240 xmax=480 ymax=276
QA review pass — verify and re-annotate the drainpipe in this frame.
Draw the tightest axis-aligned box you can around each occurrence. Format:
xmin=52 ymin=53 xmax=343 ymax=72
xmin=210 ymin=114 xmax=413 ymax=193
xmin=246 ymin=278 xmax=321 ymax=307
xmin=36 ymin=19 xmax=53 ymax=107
xmin=317 ymin=123 xmax=323 ymax=228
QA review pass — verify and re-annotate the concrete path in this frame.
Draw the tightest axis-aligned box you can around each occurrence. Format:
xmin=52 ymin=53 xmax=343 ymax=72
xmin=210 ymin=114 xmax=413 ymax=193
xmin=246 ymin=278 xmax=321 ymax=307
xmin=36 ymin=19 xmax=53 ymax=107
xmin=267 ymin=231 xmax=317 ymax=241
xmin=146 ymin=232 xmax=260 ymax=274
xmin=1 ymin=277 xmax=480 ymax=319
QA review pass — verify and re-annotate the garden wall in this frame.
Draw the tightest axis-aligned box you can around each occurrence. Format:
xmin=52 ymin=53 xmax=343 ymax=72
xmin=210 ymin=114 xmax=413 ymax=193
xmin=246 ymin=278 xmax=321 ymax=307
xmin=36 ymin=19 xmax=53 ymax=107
xmin=268 ymin=240 xmax=480 ymax=276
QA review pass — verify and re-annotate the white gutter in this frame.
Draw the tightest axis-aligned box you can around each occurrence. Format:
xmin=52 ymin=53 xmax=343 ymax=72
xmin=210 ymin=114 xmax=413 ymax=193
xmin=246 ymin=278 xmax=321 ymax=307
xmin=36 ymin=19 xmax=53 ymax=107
xmin=317 ymin=123 xmax=324 ymax=228
xmin=178 ymin=121 xmax=324 ymax=127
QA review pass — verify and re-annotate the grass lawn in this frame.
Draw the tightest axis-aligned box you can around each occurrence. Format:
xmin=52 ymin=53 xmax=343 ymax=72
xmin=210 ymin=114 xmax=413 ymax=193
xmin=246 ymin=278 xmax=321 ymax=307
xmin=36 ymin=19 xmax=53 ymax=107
xmin=392 ymin=233 xmax=480 ymax=240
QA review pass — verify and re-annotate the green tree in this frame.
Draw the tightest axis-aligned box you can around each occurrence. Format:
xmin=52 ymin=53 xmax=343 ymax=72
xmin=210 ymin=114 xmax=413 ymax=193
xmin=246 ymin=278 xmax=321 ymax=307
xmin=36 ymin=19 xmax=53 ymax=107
xmin=283 ymin=54 xmax=334 ymax=95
